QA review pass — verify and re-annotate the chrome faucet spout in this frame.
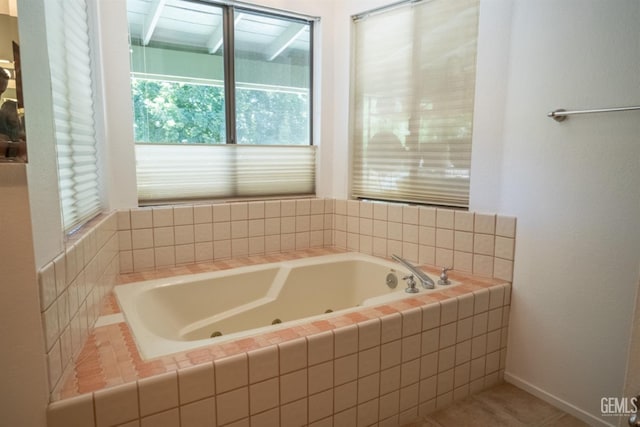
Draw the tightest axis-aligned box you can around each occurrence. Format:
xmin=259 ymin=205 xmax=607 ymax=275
xmin=391 ymin=254 xmax=435 ymax=289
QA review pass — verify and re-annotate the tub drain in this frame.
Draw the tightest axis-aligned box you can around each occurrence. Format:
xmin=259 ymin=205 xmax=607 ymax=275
xmin=272 ymin=318 xmax=282 ymax=325
xmin=325 ymin=309 xmax=333 ymax=313
xmin=210 ymin=331 xmax=223 ymax=338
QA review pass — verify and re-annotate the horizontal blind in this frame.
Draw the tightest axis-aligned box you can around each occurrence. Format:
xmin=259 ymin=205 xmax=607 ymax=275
xmin=351 ymin=0 xmax=479 ymax=207
xmin=46 ymin=0 xmax=101 ymax=231
xmin=136 ymin=144 xmax=316 ymax=203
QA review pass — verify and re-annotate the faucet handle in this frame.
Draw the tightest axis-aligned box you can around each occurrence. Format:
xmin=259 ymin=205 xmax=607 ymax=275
xmin=402 ymin=275 xmax=419 ymax=293
xmin=438 ymin=267 xmax=452 ymax=286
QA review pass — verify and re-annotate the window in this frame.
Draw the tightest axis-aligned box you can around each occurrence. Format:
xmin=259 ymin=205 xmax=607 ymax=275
xmin=127 ymin=1 xmax=315 ymax=203
xmin=351 ymin=0 xmax=479 ymax=208
xmin=46 ymin=0 xmax=102 ymax=232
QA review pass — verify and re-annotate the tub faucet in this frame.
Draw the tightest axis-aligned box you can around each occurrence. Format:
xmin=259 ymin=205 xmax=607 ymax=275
xmin=402 ymin=274 xmax=419 ymax=293
xmin=391 ymin=254 xmax=435 ymax=289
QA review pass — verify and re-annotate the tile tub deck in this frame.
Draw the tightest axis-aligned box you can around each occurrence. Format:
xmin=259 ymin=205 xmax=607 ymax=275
xmin=52 ymin=247 xmax=510 ymax=402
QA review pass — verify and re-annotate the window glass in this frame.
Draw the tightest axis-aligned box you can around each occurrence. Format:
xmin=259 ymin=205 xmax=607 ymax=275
xmin=234 ymin=10 xmax=311 ymax=145
xmin=128 ymin=1 xmax=226 ymax=144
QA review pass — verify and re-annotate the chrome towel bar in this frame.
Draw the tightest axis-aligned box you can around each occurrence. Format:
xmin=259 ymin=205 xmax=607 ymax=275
xmin=548 ymin=105 xmax=640 ymax=122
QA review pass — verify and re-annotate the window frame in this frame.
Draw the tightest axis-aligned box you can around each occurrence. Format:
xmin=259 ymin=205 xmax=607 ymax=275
xmin=129 ymin=2 xmax=315 ymax=148
xmin=231 ymin=6 xmax=315 ymax=148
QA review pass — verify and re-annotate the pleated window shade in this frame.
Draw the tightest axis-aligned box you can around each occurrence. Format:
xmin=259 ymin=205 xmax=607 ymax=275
xmin=46 ymin=0 xmax=101 ymax=232
xmin=351 ymin=0 xmax=479 ymax=208
xmin=136 ymin=144 xmax=316 ymax=203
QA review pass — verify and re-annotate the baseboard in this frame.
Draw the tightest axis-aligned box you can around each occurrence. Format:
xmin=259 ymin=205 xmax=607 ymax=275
xmin=504 ymin=372 xmax=617 ymax=427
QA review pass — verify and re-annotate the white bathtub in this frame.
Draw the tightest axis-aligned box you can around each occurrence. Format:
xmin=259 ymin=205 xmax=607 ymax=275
xmin=115 ymin=252 xmax=456 ymax=359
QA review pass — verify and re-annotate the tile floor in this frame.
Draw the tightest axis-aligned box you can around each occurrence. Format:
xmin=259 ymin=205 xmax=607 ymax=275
xmin=404 ymin=383 xmax=589 ymax=426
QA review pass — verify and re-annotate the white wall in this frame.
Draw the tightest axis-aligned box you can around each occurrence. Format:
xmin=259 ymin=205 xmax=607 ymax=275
xmin=496 ymin=1 xmax=640 ymax=425
xmin=0 ymin=166 xmax=49 ymax=427
xmin=0 ymin=2 xmax=57 ymax=426
xmin=21 ymin=0 xmax=64 ymax=269
xmin=92 ymin=0 xmax=138 ymax=210
xmin=468 ymin=0 xmax=512 ymax=212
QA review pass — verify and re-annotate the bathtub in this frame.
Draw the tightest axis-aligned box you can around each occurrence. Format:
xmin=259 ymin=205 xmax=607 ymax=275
xmin=115 ymin=252 xmax=456 ymax=359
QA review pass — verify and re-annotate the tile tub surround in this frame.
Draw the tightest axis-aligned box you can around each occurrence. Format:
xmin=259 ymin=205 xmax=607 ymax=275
xmin=116 ymin=199 xmax=517 ymax=284
xmin=332 ymin=199 xmax=516 ymax=282
xmin=39 ymin=198 xmax=516 ymax=425
xmin=38 ymin=212 xmax=120 ymax=396
xmin=117 ymin=199 xmax=335 ymax=273
xmin=48 ymin=249 xmax=511 ymax=427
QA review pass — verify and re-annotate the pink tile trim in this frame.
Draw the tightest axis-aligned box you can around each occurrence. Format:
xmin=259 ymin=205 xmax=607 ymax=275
xmin=52 ymin=248 xmax=509 ymax=402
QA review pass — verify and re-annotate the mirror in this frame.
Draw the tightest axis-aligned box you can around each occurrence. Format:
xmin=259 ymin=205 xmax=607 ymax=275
xmin=0 ymin=0 xmax=27 ymax=163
